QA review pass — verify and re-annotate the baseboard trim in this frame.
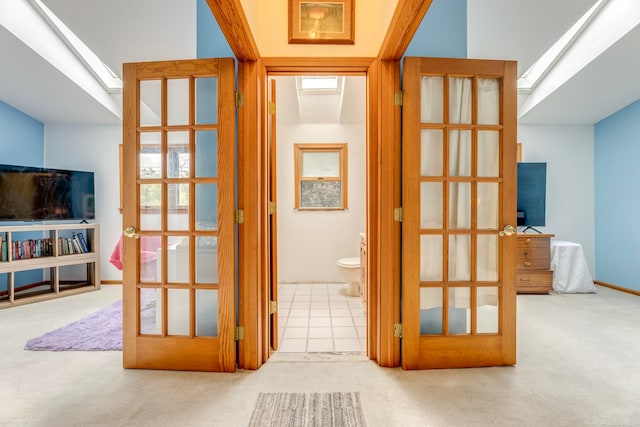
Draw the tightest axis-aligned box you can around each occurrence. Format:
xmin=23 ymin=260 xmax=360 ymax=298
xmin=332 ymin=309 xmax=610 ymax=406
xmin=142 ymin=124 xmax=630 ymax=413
xmin=594 ymin=280 xmax=640 ymax=297
xmin=100 ymin=280 xmax=122 ymax=285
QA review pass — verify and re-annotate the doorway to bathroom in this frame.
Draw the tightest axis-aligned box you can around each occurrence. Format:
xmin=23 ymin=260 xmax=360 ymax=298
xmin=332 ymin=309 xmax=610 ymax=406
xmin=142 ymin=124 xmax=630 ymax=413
xmin=268 ymin=74 xmax=367 ymax=356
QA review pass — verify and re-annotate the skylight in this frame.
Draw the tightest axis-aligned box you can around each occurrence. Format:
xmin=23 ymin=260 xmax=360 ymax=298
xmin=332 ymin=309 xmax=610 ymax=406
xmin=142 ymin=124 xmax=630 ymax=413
xmin=517 ymin=0 xmax=607 ymax=93
xmin=297 ymin=76 xmax=343 ymax=94
xmin=0 ymin=0 xmax=121 ymax=118
xmin=29 ymin=0 xmax=123 ymax=92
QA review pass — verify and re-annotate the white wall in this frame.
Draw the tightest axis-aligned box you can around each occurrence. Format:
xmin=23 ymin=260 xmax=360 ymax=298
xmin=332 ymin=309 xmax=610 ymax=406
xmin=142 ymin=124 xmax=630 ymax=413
xmin=276 ymin=122 xmax=366 ymax=283
xmin=518 ymin=124 xmax=595 ymax=275
xmin=44 ymin=124 xmax=123 ymax=281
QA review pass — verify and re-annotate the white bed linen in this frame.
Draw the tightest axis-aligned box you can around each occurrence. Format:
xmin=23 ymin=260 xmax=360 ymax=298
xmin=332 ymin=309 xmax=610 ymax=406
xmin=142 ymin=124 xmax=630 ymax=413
xmin=550 ymin=240 xmax=596 ymax=293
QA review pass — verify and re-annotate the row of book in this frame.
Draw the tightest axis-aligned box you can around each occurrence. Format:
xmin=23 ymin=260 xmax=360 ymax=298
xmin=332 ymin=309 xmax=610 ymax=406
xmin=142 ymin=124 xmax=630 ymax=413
xmin=0 ymin=232 xmax=90 ymax=262
xmin=9 ymin=238 xmax=53 ymax=260
xmin=60 ymin=232 xmax=91 ymax=256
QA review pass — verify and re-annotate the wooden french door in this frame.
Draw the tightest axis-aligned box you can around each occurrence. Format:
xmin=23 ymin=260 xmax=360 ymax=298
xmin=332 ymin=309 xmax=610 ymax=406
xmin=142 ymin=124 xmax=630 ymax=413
xmin=401 ymin=57 xmax=517 ymax=369
xmin=122 ymin=58 xmax=236 ymax=371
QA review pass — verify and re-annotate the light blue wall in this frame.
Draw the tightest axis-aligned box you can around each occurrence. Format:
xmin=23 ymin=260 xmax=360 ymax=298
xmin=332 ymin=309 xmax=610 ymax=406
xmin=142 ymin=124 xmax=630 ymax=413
xmin=405 ymin=0 xmax=467 ymax=58
xmin=197 ymin=0 xmax=234 ymax=58
xmin=0 ymin=100 xmax=44 ymax=167
xmin=196 ymin=0 xmax=234 ymax=227
xmin=594 ymin=99 xmax=640 ymax=292
xmin=0 ymin=100 xmax=45 ymax=292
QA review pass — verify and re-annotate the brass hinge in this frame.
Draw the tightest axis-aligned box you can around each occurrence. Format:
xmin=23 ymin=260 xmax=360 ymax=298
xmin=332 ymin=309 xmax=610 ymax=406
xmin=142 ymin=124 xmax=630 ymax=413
xmin=394 ymin=91 xmax=403 ymax=106
xmin=268 ymin=101 xmax=276 ymax=115
xmin=235 ymin=92 xmax=244 ymax=107
xmin=270 ymin=300 xmax=278 ymax=314
xmin=393 ymin=323 xmax=403 ymax=338
xmin=235 ymin=209 xmax=245 ymax=224
xmin=268 ymin=201 xmax=276 ymax=215
xmin=235 ymin=326 xmax=245 ymax=341
xmin=394 ymin=207 xmax=403 ymax=222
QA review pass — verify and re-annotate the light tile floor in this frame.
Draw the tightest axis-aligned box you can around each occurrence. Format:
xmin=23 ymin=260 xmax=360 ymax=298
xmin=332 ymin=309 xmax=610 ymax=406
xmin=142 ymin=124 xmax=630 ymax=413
xmin=277 ymin=283 xmax=365 ymax=353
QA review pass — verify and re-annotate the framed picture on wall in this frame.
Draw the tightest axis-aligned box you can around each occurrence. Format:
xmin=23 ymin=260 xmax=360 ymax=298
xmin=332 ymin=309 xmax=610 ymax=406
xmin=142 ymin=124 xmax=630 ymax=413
xmin=288 ymin=0 xmax=355 ymax=45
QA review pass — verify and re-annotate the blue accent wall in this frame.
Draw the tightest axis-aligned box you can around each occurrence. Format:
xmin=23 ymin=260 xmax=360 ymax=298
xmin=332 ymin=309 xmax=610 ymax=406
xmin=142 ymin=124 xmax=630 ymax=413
xmin=0 ymin=100 xmax=44 ymax=167
xmin=405 ymin=0 xmax=467 ymax=58
xmin=0 ymin=100 xmax=45 ymax=292
xmin=196 ymin=0 xmax=232 ymax=228
xmin=594 ymin=99 xmax=640 ymax=292
xmin=196 ymin=0 xmax=236 ymax=317
xmin=197 ymin=0 xmax=234 ymax=58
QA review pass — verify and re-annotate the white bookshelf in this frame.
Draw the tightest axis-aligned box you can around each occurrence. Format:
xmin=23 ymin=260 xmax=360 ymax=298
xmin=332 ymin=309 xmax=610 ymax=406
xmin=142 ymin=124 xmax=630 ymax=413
xmin=0 ymin=223 xmax=100 ymax=308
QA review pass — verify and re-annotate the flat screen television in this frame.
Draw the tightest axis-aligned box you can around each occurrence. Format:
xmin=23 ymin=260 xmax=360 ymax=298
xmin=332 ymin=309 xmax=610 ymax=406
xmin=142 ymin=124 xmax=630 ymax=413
xmin=0 ymin=164 xmax=95 ymax=221
xmin=517 ymin=162 xmax=546 ymax=230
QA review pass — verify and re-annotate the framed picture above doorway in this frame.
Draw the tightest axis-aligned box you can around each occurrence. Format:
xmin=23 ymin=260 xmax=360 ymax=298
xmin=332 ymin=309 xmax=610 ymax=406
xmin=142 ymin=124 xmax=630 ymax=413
xmin=288 ymin=0 xmax=355 ymax=44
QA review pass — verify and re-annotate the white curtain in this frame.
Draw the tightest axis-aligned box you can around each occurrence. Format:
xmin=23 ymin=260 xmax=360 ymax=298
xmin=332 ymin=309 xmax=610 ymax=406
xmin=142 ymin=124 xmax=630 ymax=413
xmin=419 ymin=76 xmax=500 ymax=312
xmin=476 ymin=79 xmax=500 ymax=290
xmin=448 ymin=77 xmax=472 ymax=283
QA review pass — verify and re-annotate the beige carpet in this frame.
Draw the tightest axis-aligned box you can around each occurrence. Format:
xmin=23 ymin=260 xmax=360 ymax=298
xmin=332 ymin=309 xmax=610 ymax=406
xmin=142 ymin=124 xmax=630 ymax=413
xmin=249 ymin=392 xmax=366 ymax=427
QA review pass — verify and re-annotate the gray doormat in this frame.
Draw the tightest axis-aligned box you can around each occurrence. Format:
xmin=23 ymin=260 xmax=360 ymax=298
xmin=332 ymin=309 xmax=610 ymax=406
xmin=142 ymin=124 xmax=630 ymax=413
xmin=249 ymin=392 xmax=366 ymax=427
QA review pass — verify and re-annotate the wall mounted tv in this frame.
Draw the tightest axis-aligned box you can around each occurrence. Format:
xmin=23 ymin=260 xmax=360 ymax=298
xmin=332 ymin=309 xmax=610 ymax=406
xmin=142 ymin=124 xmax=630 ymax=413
xmin=0 ymin=164 xmax=95 ymax=222
xmin=517 ymin=162 xmax=546 ymax=232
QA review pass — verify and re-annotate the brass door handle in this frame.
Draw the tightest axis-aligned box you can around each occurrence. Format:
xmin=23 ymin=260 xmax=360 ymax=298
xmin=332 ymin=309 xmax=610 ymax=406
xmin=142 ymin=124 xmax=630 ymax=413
xmin=499 ymin=224 xmax=516 ymax=237
xmin=124 ymin=226 xmax=140 ymax=239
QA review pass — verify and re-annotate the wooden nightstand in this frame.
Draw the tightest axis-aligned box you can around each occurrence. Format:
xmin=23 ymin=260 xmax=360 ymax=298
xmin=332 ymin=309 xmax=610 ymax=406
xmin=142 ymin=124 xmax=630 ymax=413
xmin=516 ymin=233 xmax=554 ymax=294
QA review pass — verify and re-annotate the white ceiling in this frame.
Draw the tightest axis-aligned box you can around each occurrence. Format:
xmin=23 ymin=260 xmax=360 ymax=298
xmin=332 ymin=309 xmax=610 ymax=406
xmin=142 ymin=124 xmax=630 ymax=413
xmin=468 ymin=0 xmax=640 ymax=125
xmin=274 ymin=76 xmax=366 ymax=125
xmin=0 ymin=0 xmax=637 ymax=126
xmin=0 ymin=0 xmax=195 ymax=125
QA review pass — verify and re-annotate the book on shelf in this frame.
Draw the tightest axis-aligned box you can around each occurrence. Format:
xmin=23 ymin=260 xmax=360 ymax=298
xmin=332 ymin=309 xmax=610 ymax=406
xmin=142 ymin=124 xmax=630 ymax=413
xmin=67 ymin=237 xmax=75 ymax=254
xmin=76 ymin=232 xmax=89 ymax=253
xmin=13 ymin=241 xmax=21 ymax=260
xmin=72 ymin=236 xmax=82 ymax=254
xmin=59 ymin=237 xmax=69 ymax=255
xmin=1 ymin=240 xmax=6 ymax=262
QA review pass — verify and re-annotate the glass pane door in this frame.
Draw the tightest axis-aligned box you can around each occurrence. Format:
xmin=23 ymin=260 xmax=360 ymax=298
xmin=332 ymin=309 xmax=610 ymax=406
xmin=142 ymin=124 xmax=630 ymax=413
xmin=122 ymin=58 xmax=236 ymax=372
xmin=402 ymin=57 xmax=517 ymax=370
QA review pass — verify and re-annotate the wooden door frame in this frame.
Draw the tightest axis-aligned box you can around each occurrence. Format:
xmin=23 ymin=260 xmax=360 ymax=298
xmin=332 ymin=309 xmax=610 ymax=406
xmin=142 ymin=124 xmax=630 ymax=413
xmin=235 ymin=57 xmax=405 ymax=369
xmin=375 ymin=59 xmax=402 ymax=367
xmin=236 ymin=60 xmax=264 ymax=370
xmin=210 ymin=0 xmax=434 ymax=370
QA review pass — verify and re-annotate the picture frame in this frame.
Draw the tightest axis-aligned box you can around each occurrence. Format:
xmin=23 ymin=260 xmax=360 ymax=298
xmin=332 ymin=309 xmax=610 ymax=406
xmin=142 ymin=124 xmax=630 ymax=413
xmin=288 ymin=0 xmax=355 ymax=45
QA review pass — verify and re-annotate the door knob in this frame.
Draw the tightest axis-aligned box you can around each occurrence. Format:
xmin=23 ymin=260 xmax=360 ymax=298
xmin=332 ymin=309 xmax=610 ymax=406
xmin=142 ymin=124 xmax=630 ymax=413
xmin=124 ymin=226 xmax=140 ymax=239
xmin=499 ymin=224 xmax=516 ymax=237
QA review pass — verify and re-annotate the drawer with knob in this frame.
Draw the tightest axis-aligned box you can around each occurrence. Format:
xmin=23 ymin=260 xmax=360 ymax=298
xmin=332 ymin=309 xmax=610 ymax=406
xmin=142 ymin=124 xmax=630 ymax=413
xmin=516 ymin=234 xmax=554 ymax=294
xmin=516 ymin=246 xmax=550 ymax=269
xmin=517 ymin=270 xmax=554 ymax=293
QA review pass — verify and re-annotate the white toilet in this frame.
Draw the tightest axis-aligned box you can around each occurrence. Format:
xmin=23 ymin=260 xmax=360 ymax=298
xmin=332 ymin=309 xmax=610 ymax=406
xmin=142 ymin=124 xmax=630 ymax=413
xmin=336 ymin=257 xmax=361 ymax=296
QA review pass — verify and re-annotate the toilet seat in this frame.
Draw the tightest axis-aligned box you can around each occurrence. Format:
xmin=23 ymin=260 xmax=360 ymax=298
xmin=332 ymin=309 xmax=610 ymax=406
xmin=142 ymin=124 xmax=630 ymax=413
xmin=337 ymin=257 xmax=360 ymax=268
